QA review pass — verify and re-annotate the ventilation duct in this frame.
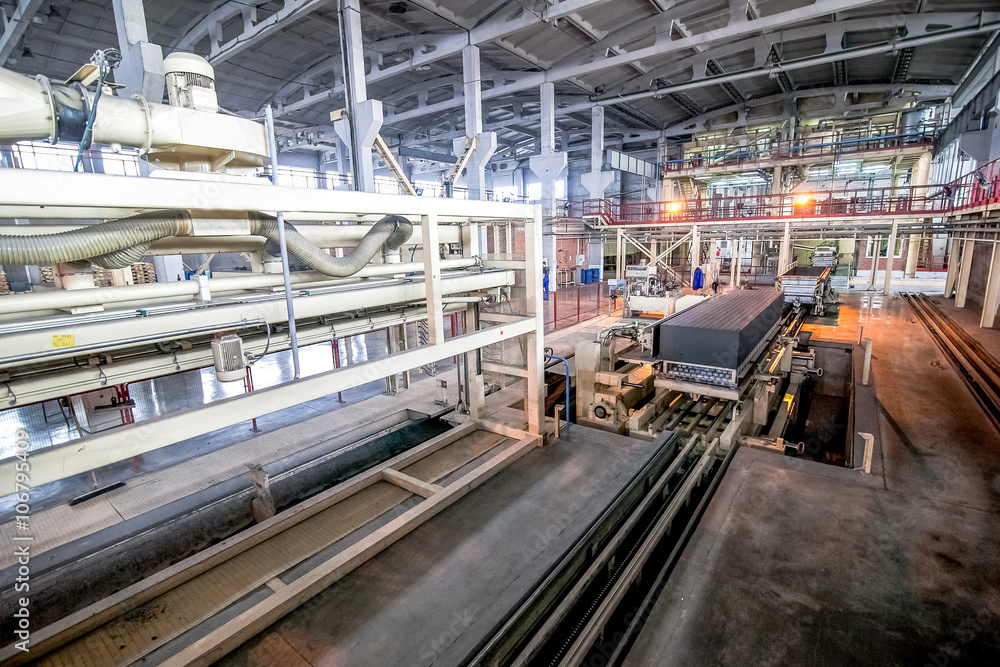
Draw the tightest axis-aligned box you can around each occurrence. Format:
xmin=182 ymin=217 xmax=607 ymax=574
xmin=0 ymin=212 xmax=414 ymax=277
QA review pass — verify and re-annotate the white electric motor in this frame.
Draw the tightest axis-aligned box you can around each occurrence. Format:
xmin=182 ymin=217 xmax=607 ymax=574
xmin=211 ymin=334 xmax=246 ymax=382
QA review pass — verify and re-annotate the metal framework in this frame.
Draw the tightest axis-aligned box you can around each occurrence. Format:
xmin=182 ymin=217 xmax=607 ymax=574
xmin=0 ymin=169 xmax=547 ymax=493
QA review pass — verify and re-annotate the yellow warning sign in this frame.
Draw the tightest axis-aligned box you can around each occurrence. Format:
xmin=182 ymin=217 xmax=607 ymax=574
xmin=52 ymin=334 xmax=75 ymax=348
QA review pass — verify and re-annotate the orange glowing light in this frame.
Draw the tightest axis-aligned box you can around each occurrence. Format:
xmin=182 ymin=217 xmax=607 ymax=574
xmin=796 ymin=194 xmax=810 ymax=205
xmin=669 ymin=201 xmax=681 ymax=212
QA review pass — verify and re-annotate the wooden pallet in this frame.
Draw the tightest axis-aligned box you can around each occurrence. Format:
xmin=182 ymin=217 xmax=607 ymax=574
xmin=130 ymin=262 xmax=157 ymax=284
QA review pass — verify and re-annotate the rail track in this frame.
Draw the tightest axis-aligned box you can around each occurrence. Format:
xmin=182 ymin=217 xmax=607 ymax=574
xmin=470 ymin=433 xmax=732 ymax=667
xmin=901 ymin=292 xmax=1000 ymax=433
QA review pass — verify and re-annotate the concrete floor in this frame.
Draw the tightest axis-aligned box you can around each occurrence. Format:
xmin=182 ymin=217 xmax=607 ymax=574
xmin=624 ymin=291 xmax=1000 ymax=666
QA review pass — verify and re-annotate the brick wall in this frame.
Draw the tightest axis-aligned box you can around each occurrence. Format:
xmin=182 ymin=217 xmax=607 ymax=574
xmin=856 ymin=234 xmax=912 ymax=271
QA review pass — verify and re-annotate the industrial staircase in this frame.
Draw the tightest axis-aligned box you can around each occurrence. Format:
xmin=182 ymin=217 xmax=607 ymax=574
xmin=677 ymin=177 xmax=698 ymax=200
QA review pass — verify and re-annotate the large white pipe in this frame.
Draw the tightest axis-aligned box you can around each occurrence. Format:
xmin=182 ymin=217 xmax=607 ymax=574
xmin=0 ymin=259 xmax=478 ymax=315
xmin=0 ymin=224 xmax=463 ymax=247
xmin=0 ymin=66 xmax=269 ymax=167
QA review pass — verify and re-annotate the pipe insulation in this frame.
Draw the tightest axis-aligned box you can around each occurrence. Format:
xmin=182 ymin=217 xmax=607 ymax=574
xmin=0 ymin=211 xmax=414 ymax=277
xmin=0 ymin=67 xmax=269 ymax=166
xmin=0 ymin=258 xmax=479 ymax=315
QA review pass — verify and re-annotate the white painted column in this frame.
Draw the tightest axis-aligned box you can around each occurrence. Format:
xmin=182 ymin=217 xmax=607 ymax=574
xmin=112 ymin=0 xmax=164 ymax=100
xmin=339 ymin=0 xmax=382 ymax=192
xmin=529 ymin=82 xmax=568 ymax=215
xmin=943 ymin=236 xmax=962 ymax=298
xmin=883 ymin=219 xmax=899 ymax=295
xmin=462 ymin=44 xmax=496 ymax=200
xmin=868 ymin=235 xmax=880 ymax=291
xmin=905 ymin=152 xmax=932 ymax=278
xmin=731 ymin=236 xmax=742 ymax=287
xmin=421 ymin=213 xmax=444 ymax=344
xmin=955 ymin=239 xmax=976 ymax=308
xmin=461 ymin=219 xmax=485 ymax=415
xmin=980 ymin=241 xmax=1000 ymax=328
xmin=615 ymin=227 xmax=625 ymax=280
xmin=525 ymin=205 xmax=547 ymax=437
xmin=779 ymin=220 xmax=792 ymax=273
xmin=581 ymin=106 xmax=614 ymax=199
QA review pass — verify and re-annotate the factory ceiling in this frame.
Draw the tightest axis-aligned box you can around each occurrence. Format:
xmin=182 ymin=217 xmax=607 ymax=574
xmin=1 ymin=0 xmax=997 ymax=162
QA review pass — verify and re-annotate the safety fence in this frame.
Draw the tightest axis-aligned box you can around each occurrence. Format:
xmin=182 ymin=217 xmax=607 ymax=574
xmin=660 ymin=126 xmax=938 ymax=174
xmin=543 ymin=282 xmax=621 ymax=332
xmin=576 ymin=155 xmax=1000 ymax=226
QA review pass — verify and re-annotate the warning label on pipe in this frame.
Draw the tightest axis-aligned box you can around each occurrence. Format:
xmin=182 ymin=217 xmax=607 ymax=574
xmin=51 ymin=334 xmax=75 ymax=348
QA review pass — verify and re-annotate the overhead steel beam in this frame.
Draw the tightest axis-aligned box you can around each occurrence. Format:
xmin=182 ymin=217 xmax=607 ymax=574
xmin=398 ymin=146 xmax=459 ymax=164
xmin=659 ymin=84 xmax=955 ymax=136
xmin=0 ymin=0 xmax=44 ymax=63
xmin=374 ymin=2 xmax=929 ymax=127
xmin=272 ymin=0 xmax=613 ymax=115
xmin=175 ymin=0 xmax=334 ymax=65
xmin=616 ymin=12 xmax=984 ymax=98
xmin=593 ymin=18 xmax=1000 ymax=107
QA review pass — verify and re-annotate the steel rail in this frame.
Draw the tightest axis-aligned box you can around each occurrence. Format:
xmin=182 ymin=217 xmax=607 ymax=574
xmin=901 ymin=292 xmax=1000 ymax=433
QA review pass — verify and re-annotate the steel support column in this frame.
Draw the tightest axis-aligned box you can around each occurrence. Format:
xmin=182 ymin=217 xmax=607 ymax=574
xmin=112 ymin=0 xmax=165 ymax=100
xmin=338 ymin=0 xmax=382 ymax=192
xmin=461 ymin=44 xmax=496 ymax=200
xmin=944 ymin=236 xmax=962 ymax=298
xmin=581 ymin=106 xmax=614 ymax=199
xmin=883 ymin=218 xmax=899 ymax=295
xmin=955 ymin=239 xmax=976 ymax=308
xmin=529 ymin=82 xmax=567 ymax=217
xmin=422 ymin=212 xmax=445 ymax=344
xmin=779 ymin=219 xmax=792 ymax=273
xmin=905 ymin=152 xmax=932 ymax=278
xmin=691 ymin=224 xmax=701 ymax=283
xmin=525 ymin=205 xmax=546 ymax=437
xmin=980 ymin=241 xmax=1000 ymax=328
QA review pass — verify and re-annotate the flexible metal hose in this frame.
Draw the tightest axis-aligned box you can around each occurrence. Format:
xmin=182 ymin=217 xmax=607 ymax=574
xmin=90 ymin=242 xmax=153 ymax=269
xmin=0 ymin=210 xmax=188 ymax=266
xmin=0 ymin=212 xmax=414 ymax=277
xmin=249 ymin=213 xmax=413 ymax=277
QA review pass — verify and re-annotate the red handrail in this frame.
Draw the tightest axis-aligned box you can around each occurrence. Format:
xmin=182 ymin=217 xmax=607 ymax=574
xmin=660 ymin=126 xmax=939 ymax=174
xmin=578 ymin=159 xmax=1000 ymax=225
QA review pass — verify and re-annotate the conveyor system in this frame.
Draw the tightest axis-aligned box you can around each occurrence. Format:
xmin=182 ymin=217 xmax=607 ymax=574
xmin=811 ymin=244 xmax=839 ymax=268
xmin=777 ymin=265 xmax=836 ymax=315
xmin=576 ymin=285 xmax=823 ymax=449
xmin=653 ymin=290 xmax=785 ymax=390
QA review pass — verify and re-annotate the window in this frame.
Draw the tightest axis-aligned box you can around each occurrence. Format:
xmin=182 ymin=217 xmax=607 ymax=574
xmin=492 ymin=185 xmax=517 ymax=201
xmin=866 ymin=236 xmax=903 ymax=258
